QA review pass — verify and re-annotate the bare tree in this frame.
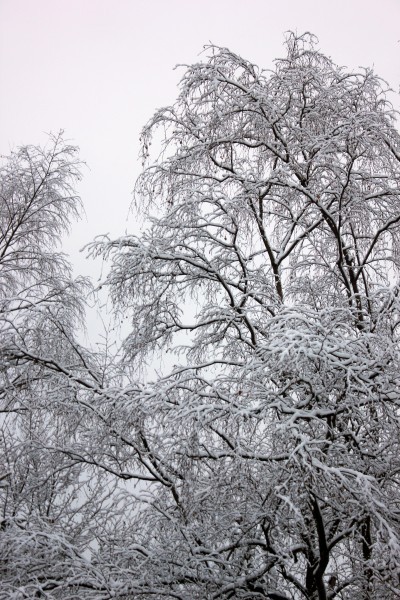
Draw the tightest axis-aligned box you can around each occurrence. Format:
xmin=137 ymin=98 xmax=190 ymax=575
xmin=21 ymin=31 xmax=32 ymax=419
xmin=0 ymin=135 xmax=115 ymax=599
xmin=3 ymin=34 xmax=400 ymax=600
xmin=88 ymin=33 xmax=400 ymax=599
xmin=0 ymin=132 xmax=87 ymax=409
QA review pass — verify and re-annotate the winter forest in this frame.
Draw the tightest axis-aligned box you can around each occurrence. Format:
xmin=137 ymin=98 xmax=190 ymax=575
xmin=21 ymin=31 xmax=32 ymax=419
xmin=2 ymin=32 xmax=400 ymax=599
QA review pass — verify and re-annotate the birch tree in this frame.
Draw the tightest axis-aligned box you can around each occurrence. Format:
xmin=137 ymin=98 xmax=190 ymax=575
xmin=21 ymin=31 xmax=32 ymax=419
xmin=0 ymin=135 xmax=113 ymax=598
xmin=3 ymin=34 xmax=400 ymax=600
xmin=91 ymin=33 xmax=400 ymax=599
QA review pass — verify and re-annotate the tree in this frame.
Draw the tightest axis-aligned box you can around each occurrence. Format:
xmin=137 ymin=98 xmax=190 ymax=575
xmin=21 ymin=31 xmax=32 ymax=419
xmin=3 ymin=34 xmax=400 ymax=600
xmin=0 ymin=135 xmax=116 ymax=598
xmin=89 ymin=33 xmax=400 ymax=599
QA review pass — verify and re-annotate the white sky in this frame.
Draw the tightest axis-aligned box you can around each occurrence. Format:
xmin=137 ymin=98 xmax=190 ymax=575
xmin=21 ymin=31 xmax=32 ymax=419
xmin=1 ymin=0 xmax=399 ymax=282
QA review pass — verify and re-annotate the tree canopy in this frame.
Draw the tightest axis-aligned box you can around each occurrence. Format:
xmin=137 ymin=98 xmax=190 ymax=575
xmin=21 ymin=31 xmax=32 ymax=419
xmin=2 ymin=33 xmax=400 ymax=600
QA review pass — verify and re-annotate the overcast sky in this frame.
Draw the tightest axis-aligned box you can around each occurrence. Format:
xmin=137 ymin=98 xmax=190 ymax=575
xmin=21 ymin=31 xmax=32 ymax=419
xmin=1 ymin=0 xmax=399 ymax=282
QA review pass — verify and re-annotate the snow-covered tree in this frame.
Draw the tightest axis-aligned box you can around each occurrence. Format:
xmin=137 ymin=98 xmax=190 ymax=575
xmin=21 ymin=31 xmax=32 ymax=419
xmin=90 ymin=33 xmax=400 ymax=599
xmin=3 ymin=34 xmax=400 ymax=600
xmin=0 ymin=135 xmax=115 ymax=598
